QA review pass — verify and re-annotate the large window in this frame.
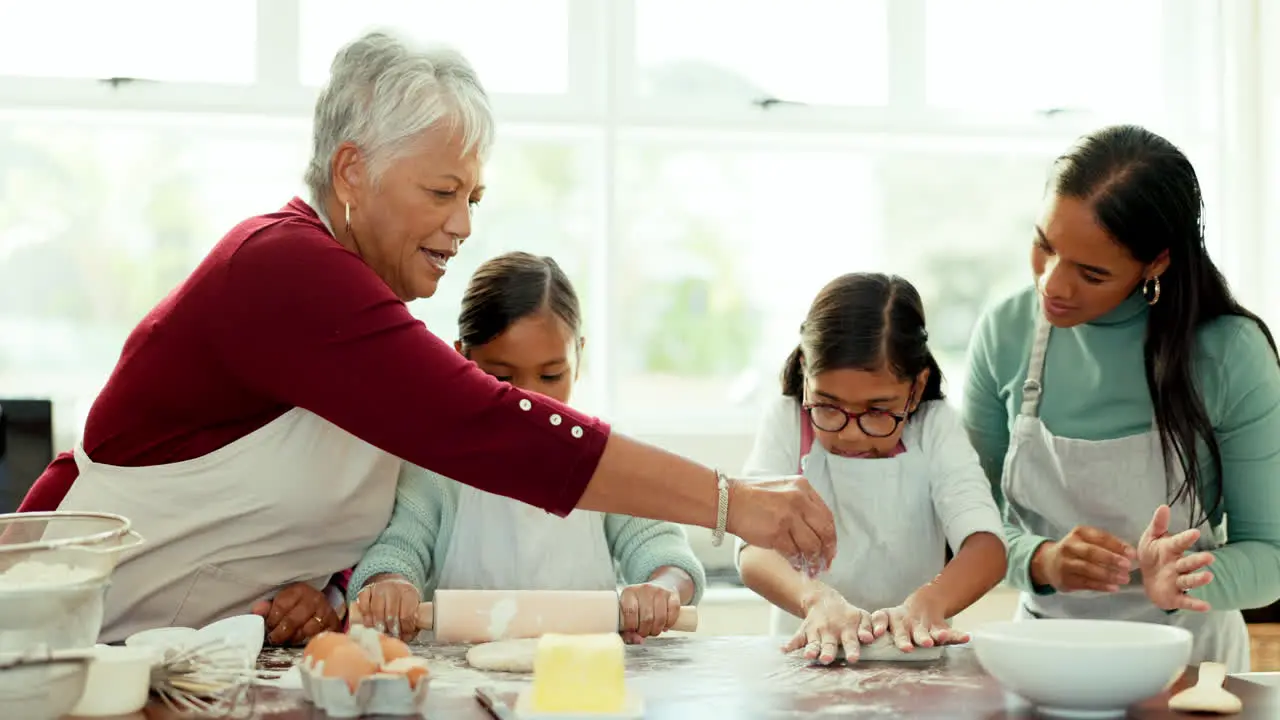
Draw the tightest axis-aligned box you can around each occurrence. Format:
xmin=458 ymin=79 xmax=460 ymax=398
xmin=0 ymin=0 xmax=1251 ymax=447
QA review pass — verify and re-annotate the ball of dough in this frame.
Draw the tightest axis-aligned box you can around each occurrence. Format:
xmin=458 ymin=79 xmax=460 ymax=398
xmin=466 ymin=638 xmax=541 ymax=673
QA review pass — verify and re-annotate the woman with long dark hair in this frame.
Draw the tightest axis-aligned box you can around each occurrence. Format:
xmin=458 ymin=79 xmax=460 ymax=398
xmin=964 ymin=124 xmax=1280 ymax=671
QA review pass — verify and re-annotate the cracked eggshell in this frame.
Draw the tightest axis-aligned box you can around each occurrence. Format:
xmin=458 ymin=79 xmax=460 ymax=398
xmin=299 ymin=657 xmax=431 ymax=718
xmin=298 ymin=629 xmax=431 ymax=718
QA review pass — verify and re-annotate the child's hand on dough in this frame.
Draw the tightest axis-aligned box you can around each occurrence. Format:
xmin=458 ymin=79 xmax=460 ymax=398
xmin=871 ymin=589 xmax=967 ymax=653
xmin=785 ymin=583 xmax=875 ymax=665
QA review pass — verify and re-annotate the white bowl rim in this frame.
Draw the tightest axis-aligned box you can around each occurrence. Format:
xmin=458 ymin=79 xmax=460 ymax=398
xmin=90 ymin=644 xmax=163 ymax=664
xmin=199 ymin=614 xmax=265 ymax=632
xmin=123 ymin=626 xmax=199 ymax=647
xmin=970 ymin=618 xmax=1194 ymax=648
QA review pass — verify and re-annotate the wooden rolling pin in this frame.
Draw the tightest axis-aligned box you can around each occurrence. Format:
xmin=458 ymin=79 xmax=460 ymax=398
xmin=348 ymin=589 xmax=699 ymax=643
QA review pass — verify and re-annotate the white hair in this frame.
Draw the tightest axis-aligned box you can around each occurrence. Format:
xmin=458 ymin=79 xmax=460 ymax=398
xmin=304 ymin=30 xmax=495 ymax=208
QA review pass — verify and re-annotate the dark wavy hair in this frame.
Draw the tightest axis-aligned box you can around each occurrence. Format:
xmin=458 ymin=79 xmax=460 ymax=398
xmin=781 ymin=272 xmax=943 ymax=408
xmin=1050 ymin=124 xmax=1279 ymax=521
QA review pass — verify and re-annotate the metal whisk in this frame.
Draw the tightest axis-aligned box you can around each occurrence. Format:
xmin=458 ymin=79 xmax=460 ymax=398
xmin=149 ymin=635 xmax=281 ymax=717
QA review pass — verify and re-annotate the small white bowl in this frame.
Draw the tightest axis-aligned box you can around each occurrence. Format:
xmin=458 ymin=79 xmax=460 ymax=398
xmin=124 ymin=614 xmax=264 ymax=668
xmin=970 ymin=619 xmax=1192 ymax=717
xmin=197 ymin=614 xmax=265 ymax=667
xmin=124 ymin=625 xmax=197 ymax=651
xmin=71 ymin=644 xmax=162 ymax=717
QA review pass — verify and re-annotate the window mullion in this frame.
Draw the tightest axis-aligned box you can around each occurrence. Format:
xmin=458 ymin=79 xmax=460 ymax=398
xmin=256 ymin=0 xmax=301 ymax=89
xmin=597 ymin=0 xmax=633 ymax=419
xmin=886 ymin=0 xmax=927 ymax=115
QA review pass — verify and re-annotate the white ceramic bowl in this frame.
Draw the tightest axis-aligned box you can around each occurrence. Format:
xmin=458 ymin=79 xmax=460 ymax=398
xmin=0 ymin=655 xmax=91 ymax=720
xmin=0 ymin=579 xmax=110 ymax=653
xmin=970 ymin=619 xmax=1192 ymax=717
xmin=1234 ymin=671 xmax=1280 ymax=688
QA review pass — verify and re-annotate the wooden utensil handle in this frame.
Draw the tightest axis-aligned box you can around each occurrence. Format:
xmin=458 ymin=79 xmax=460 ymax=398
xmin=613 ymin=604 xmax=700 ymax=632
xmin=348 ymin=602 xmax=435 ymax=631
xmin=1197 ymin=661 xmax=1227 ymax=687
xmin=667 ymin=605 xmax=698 ymax=632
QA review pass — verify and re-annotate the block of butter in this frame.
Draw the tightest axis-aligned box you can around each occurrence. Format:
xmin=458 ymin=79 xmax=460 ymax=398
xmin=530 ymin=633 xmax=626 ymax=714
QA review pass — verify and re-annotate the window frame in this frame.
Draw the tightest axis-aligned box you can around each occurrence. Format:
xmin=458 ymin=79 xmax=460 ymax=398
xmin=0 ymin=0 xmax=1265 ymax=438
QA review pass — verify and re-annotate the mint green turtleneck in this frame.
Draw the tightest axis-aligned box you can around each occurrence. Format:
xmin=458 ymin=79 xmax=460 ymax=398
xmin=963 ymin=285 xmax=1280 ymax=611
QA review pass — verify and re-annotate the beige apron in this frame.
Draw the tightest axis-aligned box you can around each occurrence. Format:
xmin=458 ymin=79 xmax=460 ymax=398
xmin=419 ymin=485 xmax=617 ymax=642
xmin=1002 ymin=308 xmax=1250 ymax=672
xmin=435 ymin=484 xmax=616 ymax=592
xmin=770 ymin=415 xmax=944 ymax=637
xmin=55 ymin=407 xmax=401 ymax=643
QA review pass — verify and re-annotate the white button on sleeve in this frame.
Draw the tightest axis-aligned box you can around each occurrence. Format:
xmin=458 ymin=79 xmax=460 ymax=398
xmin=519 ymin=399 xmax=532 ymax=411
xmin=571 ymin=426 xmax=584 ymax=438
xmin=549 ymin=413 xmax=562 ymax=426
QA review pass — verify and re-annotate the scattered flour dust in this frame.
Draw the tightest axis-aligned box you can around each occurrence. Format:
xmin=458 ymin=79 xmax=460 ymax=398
xmin=0 ymin=560 xmax=98 ymax=588
xmin=765 ymin=661 xmax=984 ymax=695
xmin=486 ymin=598 xmax=518 ymax=639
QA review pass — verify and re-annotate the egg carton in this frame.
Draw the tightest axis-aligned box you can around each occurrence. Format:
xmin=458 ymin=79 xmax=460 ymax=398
xmin=298 ymin=660 xmax=430 ymax=718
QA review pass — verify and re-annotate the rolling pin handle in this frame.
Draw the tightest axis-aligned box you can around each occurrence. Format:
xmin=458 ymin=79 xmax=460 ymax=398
xmin=416 ymin=602 xmax=434 ymax=631
xmin=671 ymin=605 xmax=699 ymax=633
xmin=616 ymin=605 xmax=699 ymax=633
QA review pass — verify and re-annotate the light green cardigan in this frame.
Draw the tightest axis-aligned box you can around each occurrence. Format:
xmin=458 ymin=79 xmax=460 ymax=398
xmin=349 ymin=462 xmax=708 ymax=604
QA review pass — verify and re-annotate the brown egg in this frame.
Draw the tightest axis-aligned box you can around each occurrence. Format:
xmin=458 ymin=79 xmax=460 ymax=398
xmin=381 ymin=656 xmax=431 ymax=689
xmin=378 ymin=634 xmax=412 ymax=663
xmin=318 ymin=642 xmax=379 ymax=692
xmin=302 ymin=631 xmax=355 ymax=668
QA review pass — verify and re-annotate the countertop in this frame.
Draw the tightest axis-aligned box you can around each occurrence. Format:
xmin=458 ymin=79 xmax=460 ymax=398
xmin=140 ymin=636 xmax=1280 ymax=719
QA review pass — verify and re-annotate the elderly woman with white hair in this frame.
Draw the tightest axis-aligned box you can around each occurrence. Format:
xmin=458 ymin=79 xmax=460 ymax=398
xmin=19 ymin=30 xmax=837 ymax=646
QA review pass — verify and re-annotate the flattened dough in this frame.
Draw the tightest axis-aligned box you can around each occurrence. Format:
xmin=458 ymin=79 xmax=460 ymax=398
xmin=466 ymin=638 xmax=540 ymax=673
xmin=831 ymin=634 xmax=945 ymax=663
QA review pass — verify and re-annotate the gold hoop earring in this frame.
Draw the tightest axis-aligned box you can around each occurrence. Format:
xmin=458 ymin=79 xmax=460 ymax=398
xmin=1142 ymin=276 xmax=1161 ymax=306
xmin=344 ymin=202 xmax=352 ymax=234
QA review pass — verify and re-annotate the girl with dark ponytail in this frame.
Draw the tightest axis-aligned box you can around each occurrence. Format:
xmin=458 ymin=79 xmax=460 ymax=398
xmin=352 ymin=252 xmax=706 ymax=644
xmin=963 ymin=124 xmax=1280 ymax=673
xmin=738 ymin=272 xmax=1007 ymax=665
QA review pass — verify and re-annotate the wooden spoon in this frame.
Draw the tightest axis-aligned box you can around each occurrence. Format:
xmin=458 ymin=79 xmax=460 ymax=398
xmin=1168 ymin=662 xmax=1242 ymax=714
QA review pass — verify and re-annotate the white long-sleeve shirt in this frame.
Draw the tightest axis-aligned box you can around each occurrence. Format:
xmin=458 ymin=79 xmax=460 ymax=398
xmin=737 ymin=397 xmax=1006 ymax=633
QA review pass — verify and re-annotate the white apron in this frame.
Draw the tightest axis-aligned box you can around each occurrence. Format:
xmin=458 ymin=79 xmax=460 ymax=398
xmin=435 ymin=485 xmax=617 ymax=593
xmin=55 ymin=407 xmax=401 ymax=643
xmin=770 ymin=421 xmax=947 ymax=636
xmin=1002 ymin=308 xmax=1250 ymax=672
